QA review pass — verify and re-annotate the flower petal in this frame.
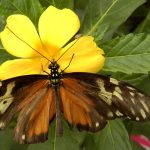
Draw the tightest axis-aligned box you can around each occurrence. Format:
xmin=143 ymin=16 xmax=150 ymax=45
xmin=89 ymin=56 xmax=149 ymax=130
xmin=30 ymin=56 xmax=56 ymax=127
xmin=0 ymin=59 xmax=44 ymax=80
xmin=57 ymin=36 xmax=105 ymax=73
xmin=0 ymin=15 xmax=48 ymax=58
xmin=39 ymin=6 xmax=80 ymax=56
xmin=131 ymin=135 xmax=150 ymax=149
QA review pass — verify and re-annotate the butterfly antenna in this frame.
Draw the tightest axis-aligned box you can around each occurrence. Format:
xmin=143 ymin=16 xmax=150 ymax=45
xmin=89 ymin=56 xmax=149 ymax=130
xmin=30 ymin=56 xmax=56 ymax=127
xmin=56 ymin=37 xmax=80 ymax=62
xmin=6 ymin=26 xmax=51 ymax=62
xmin=61 ymin=53 xmax=75 ymax=72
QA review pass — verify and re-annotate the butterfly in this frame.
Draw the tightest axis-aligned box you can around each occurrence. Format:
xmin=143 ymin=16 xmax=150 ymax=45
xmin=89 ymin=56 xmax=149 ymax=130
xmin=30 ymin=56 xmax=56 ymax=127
xmin=0 ymin=29 xmax=150 ymax=144
xmin=0 ymin=58 xmax=150 ymax=144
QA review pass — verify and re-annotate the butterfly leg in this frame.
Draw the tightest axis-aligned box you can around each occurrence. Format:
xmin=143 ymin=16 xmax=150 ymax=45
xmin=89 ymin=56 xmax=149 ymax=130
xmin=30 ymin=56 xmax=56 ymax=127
xmin=61 ymin=54 xmax=75 ymax=72
xmin=41 ymin=63 xmax=49 ymax=75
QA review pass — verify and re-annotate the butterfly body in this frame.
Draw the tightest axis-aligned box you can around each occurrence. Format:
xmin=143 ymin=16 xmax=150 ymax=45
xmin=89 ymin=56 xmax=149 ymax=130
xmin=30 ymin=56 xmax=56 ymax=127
xmin=0 ymin=60 xmax=150 ymax=144
xmin=48 ymin=59 xmax=62 ymax=87
xmin=48 ymin=60 xmax=64 ymax=137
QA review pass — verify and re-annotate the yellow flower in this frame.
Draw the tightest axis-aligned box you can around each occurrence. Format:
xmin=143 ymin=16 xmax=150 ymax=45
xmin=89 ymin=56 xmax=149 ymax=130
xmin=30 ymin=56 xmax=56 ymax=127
xmin=0 ymin=6 xmax=105 ymax=80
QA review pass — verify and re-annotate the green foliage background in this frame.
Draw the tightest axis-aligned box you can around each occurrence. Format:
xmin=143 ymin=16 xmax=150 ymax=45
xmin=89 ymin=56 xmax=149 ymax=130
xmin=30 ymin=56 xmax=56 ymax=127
xmin=0 ymin=0 xmax=150 ymax=149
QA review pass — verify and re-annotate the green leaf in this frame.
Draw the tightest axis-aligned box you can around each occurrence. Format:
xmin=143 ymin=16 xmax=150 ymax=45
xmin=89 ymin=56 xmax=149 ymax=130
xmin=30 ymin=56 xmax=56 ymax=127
xmin=83 ymin=119 xmax=132 ymax=150
xmin=135 ymin=10 xmax=150 ymax=33
xmin=130 ymin=142 xmax=144 ymax=150
xmin=39 ymin=0 xmax=74 ymax=9
xmin=0 ymin=128 xmax=29 ymax=150
xmin=137 ymin=74 xmax=150 ymax=95
xmin=0 ymin=16 xmax=5 ymax=31
xmin=127 ymin=121 xmax=150 ymax=138
xmin=102 ymin=33 xmax=150 ymax=74
xmin=0 ymin=0 xmax=42 ymax=28
xmin=81 ymin=0 xmax=146 ymax=41
xmin=0 ymin=128 xmax=14 ymax=150
xmin=0 ymin=49 xmax=16 ymax=64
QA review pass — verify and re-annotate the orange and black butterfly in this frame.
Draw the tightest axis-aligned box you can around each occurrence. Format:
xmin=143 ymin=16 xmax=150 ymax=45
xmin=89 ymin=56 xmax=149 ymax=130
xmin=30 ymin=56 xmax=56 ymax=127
xmin=0 ymin=33 xmax=150 ymax=144
xmin=1 ymin=59 xmax=150 ymax=144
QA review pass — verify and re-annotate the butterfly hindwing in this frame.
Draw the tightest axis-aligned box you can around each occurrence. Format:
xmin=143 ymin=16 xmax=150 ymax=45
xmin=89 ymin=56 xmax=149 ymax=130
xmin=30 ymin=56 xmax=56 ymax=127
xmin=14 ymin=87 xmax=55 ymax=144
xmin=60 ymin=78 xmax=107 ymax=132
xmin=60 ymin=84 xmax=106 ymax=131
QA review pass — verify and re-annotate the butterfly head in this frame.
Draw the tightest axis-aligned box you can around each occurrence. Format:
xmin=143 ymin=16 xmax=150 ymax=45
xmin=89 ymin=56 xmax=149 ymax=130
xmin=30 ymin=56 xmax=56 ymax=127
xmin=48 ymin=59 xmax=60 ymax=72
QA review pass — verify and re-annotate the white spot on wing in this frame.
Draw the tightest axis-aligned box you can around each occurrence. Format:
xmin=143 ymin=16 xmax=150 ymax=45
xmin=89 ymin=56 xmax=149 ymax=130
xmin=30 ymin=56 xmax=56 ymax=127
xmin=130 ymin=107 xmax=135 ymax=115
xmin=140 ymin=109 xmax=146 ymax=119
xmin=129 ymin=92 xmax=135 ymax=96
xmin=0 ymin=82 xmax=2 ymax=87
xmin=110 ymin=78 xmax=119 ymax=85
xmin=1 ymin=82 xmax=15 ymax=97
xmin=127 ymin=116 xmax=131 ymax=119
xmin=107 ymin=111 xmax=114 ymax=117
xmin=0 ymin=98 xmax=13 ymax=114
xmin=0 ymin=82 xmax=15 ymax=114
xmin=113 ymin=91 xmax=123 ymax=101
xmin=97 ymin=80 xmax=112 ymax=105
xmin=95 ymin=122 xmax=99 ymax=127
xmin=0 ymin=122 xmax=5 ymax=129
xmin=115 ymin=87 xmax=122 ymax=94
xmin=140 ymin=100 xmax=149 ymax=112
xmin=131 ymin=98 xmax=135 ymax=104
xmin=136 ymin=117 xmax=140 ymax=121
xmin=127 ymin=86 xmax=135 ymax=91
xmin=22 ymin=134 xmax=25 ymax=140
xmin=115 ymin=110 xmax=123 ymax=116
xmin=138 ymin=93 xmax=144 ymax=97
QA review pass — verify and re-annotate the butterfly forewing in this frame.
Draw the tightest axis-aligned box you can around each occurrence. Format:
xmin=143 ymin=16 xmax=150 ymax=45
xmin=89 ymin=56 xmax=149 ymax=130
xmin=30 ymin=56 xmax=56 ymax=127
xmin=62 ymin=72 xmax=150 ymax=124
xmin=0 ymin=75 xmax=57 ymax=143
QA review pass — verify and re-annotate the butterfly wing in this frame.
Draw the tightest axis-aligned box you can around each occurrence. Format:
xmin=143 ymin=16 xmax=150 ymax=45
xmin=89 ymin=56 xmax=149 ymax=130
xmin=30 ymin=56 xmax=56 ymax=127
xmin=0 ymin=75 xmax=56 ymax=144
xmin=61 ymin=72 xmax=150 ymax=131
xmin=1 ymin=72 xmax=150 ymax=143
